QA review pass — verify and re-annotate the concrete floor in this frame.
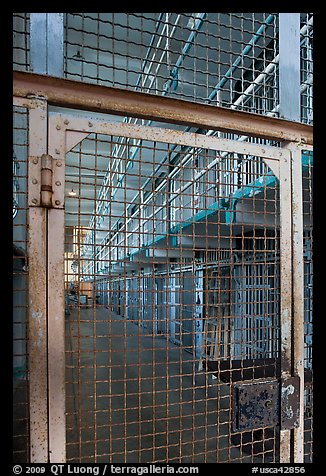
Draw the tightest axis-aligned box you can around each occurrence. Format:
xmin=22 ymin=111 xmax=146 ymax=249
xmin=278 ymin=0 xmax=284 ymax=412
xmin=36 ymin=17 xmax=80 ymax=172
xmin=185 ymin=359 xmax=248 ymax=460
xmin=65 ymin=306 xmax=276 ymax=463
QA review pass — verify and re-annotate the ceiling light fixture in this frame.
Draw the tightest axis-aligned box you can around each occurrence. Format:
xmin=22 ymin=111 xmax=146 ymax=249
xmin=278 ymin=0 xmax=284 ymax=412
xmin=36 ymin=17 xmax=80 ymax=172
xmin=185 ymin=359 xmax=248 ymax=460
xmin=69 ymin=189 xmax=77 ymax=197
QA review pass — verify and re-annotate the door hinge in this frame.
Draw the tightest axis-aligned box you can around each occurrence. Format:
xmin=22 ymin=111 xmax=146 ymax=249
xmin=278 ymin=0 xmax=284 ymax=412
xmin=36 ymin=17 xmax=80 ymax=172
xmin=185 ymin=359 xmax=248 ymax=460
xmin=29 ymin=154 xmax=64 ymax=208
xmin=41 ymin=154 xmax=53 ymax=207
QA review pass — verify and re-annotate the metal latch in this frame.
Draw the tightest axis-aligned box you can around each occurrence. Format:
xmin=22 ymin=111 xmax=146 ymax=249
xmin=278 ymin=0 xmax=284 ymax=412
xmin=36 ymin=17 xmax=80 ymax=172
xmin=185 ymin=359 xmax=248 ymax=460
xmin=232 ymin=377 xmax=300 ymax=432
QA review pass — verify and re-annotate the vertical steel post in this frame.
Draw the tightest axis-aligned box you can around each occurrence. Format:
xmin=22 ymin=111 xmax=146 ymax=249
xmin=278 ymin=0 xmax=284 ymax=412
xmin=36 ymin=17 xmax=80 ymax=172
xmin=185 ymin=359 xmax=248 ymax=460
xmin=279 ymin=151 xmax=293 ymax=462
xmin=30 ymin=13 xmax=64 ymax=77
xmin=47 ymin=119 xmax=66 ymax=462
xmin=28 ymin=99 xmax=49 ymax=462
xmin=279 ymin=14 xmax=301 ymax=122
xmin=288 ymin=142 xmax=305 ymax=462
xmin=279 ymin=13 xmax=302 ymax=462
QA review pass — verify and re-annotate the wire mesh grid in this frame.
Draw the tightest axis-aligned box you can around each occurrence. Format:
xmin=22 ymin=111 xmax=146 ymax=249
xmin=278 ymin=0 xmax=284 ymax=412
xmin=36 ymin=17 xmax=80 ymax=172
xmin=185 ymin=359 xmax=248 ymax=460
xmin=13 ymin=13 xmax=30 ymax=72
xmin=302 ymin=150 xmax=313 ymax=463
xmin=13 ymin=12 xmax=313 ymax=125
xmin=13 ymin=105 xmax=30 ymax=462
xmin=300 ymin=14 xmax=313 ymax=125
xmin=64 ymin=128 xmax=281 ymax=463
xmin=64 ymin=13 xmax=279 ymax=115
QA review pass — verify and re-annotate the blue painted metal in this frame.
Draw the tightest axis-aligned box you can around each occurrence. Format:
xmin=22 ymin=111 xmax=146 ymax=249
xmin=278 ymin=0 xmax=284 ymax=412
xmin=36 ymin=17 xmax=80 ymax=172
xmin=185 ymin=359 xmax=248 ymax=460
xmin=302 ymin=151 xmax=313 ymax=169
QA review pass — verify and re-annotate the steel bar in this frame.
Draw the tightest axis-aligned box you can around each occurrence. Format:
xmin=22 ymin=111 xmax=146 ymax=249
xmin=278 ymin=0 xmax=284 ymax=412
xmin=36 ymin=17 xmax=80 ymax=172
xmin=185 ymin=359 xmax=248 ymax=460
xmin=59 ymin=115 xmax=287 ymax=161
xmin=27 ymin=100 xmax=49 ymax=463
xmin=279 ymin=14 xmax=301 ymax=121
xmin=279 ymin=148 xmax=294 ymax=462
xmin=30 ymin=13 xmax=64 ymax=77
xmin=288 ymin=143 xmax=305 ymax=462
xmin=47 ymin=124 xmax=67 ymax=462
xmin=13 ymin=71 xmax=313 ymax=145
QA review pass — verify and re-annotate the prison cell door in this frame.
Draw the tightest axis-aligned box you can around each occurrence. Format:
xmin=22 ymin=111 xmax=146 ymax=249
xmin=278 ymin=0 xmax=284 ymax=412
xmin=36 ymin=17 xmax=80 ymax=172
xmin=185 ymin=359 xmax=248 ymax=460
xmin=203 ymin=266 xmax=232 ymax=361
xmin=142 ymin=276 xmax=157 ymax=333
xmin=168 ymin=274 xmax=181 ymax=345
xmin=181 ymin=271 xmax=195 ymax=353
xmin=155 ymin=275 xmax=166 ymax=335
xmin=233 ymin=262 xmax=278 ymax=360
xmin=22 ymin=105 xmax=307 ymax=463
xmin=127 ymin=277 xmax=138 ymax=321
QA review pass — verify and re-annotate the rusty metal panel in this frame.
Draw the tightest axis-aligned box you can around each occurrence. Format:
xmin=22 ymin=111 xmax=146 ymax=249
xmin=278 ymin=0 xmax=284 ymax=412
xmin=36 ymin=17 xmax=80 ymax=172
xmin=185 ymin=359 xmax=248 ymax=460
xmin=233 ymin=380 xmax=279 ymax=431
xmin=281 ymin=376 xmax=300 ymax=430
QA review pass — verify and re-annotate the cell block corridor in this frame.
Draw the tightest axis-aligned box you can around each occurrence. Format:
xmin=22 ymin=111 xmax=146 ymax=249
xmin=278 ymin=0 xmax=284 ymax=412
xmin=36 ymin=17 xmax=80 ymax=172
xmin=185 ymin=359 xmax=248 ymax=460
xmin=13 ymin=11 xmax=313 ymax=464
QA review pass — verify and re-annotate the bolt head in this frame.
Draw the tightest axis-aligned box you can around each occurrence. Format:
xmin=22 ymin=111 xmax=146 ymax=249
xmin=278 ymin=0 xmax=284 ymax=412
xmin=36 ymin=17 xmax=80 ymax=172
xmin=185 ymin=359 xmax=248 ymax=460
xmin=55 ymin=200 xmax=61 ymax=206
xmin=64 ymin=119 xmax=69 ymax=125
xmin=88 ymin=122 xmax=93 ymax=127
xmin=32 ymin=179 xmax=38 ymax=184
xmin=32 ymin=198 xmax=37 ymax=204
xmin=32 ymin=158 xmax=38 ymax=164
xmin=55 ymin=181 xmax=61 ymax=186
xmin=56 ymin=161 xmax=62 ymax=167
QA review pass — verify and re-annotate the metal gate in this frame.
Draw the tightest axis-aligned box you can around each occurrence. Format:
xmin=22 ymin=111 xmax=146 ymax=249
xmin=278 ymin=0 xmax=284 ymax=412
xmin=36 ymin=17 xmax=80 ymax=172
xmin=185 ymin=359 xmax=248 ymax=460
xmin=13 ymin=84 xmax=312 ymax=463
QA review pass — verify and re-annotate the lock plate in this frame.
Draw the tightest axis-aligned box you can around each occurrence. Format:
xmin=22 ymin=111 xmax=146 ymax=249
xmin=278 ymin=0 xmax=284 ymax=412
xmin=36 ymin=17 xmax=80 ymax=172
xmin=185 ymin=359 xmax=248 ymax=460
xmin=233 ymin=379 xmax=279 ymax=431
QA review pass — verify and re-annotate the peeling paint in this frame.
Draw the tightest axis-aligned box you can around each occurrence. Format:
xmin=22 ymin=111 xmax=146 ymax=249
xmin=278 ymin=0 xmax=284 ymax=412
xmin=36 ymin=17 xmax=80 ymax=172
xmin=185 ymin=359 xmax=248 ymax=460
xmin=32 ymin=310 xmax=42 ymax=322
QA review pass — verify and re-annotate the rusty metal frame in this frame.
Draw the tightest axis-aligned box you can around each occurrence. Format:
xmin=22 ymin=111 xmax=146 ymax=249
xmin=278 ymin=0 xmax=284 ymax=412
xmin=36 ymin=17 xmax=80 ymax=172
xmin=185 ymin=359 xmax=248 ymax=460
xmin=13 ymin=71 xmax=313 ymax=145
xmin=48 ymin=113 xmax=292 ymax=461
xmin=47 ymin=127 xmax=66 ymax=463
xmin=287 ymin=142 xmax=306 ymax=463
xmin=278 ymin=147 xmax=293 ymax=462
xmin=51 ymin=114 xmax=285 ymax=170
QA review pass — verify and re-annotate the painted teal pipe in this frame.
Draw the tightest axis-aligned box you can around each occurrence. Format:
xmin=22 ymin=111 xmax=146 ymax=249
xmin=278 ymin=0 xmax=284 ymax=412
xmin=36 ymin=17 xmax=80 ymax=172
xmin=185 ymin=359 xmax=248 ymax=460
xmin=208 ymin=13 xmax=275 ymax=102
xmin=163 ymin=13 xmax=207 ymax=93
